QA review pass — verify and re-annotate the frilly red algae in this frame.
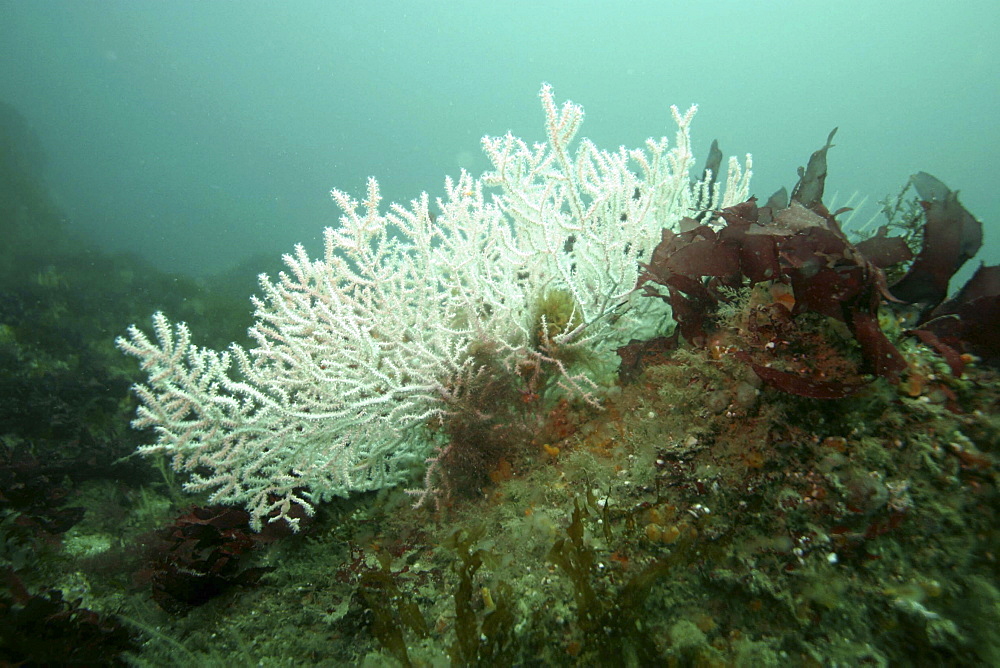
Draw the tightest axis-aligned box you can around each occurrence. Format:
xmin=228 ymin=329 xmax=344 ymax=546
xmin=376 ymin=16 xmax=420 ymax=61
xmin=891 ymin=172 xmax=983 ymax=313
xmin=633 ymin=133 xmax=996 ymax=398
xmin=637 ymin=195 xmax=908 ymax=395
xmin=918 ymin=264 xmax=1000 ymax=368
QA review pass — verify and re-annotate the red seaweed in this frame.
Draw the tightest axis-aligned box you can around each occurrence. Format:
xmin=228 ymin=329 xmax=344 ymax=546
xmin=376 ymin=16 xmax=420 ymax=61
xmin=636 ymin=130 xmax=995 ymax=395
xmin=890 ymin=172 xmax=983 ymax=315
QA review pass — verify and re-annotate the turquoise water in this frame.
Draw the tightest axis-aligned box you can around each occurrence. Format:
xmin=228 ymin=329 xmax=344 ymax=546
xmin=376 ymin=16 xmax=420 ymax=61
xmin=2 ymin=1 xmax=997 ymax=277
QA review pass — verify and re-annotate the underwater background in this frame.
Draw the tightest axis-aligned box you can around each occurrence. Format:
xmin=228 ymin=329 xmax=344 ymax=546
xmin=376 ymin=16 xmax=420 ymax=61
xmin=2 ymin=1 xmax=1000 ymax=665
xmin=2 ymin=0 xmax=998 ymax=277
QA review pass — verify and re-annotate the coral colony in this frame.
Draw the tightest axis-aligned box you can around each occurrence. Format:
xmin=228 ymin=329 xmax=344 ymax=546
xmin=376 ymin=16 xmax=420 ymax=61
xmin=118 ymin=84 xmax=995 ymax=540
xmin=117 ymin=85 xmax=751 ymax=531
